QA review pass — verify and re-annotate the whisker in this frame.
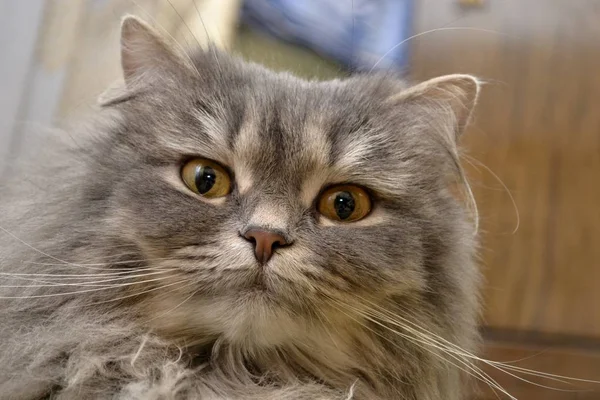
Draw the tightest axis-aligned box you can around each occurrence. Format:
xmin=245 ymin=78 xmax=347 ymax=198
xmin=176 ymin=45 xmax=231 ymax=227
xmin=487 ymin=349 xmax=550 ymax=365
xmin=0 ymin=275 xmax=180 ymax=299
xmin=22 ymin=251 xmax=144 ymax=262
xmin=86 ymin=278 xmax=191 ymax=306
xmin=165 ymin=0 xmax=204 ymax=51
xmin=0 ymin=266 xmax=174 ymax=278
xmin=325 ymin=296 xmax=507 ymax=395
xmin=335 ymin=295 xmax=598 ymax=397
xmin=315 ymin=308 xmax=343 ymax=353
xmin=328 ymin=299 xmax=513 ymax=399
xmin=369 ymin=27 xmax=512 ymax=72
xmin=352 ymin=295 xmax=600 ymax=389
xmin=342 ymin=305 xmax=514 ymax=398
xmin=0 ymin=269 xmax=177 ymax=288
xmin=141 ymin=283 xmax=201 ymax=324
xmin=487 ymin=361 xmax=600 ymax=385
xmin=25 ymin=257 xmax=180 ymax=267
xmin=462 ymin=154 xmax=520 ymax=234
xmin=191 ymin=0 xmax=222 ymax=71
xmin=378 ymin=313 xmax=584 ymax=388
xmin=0 ymin=225 xmax=81 ymax=267
xmin=480 ymin=363 xmax=587 ymax=393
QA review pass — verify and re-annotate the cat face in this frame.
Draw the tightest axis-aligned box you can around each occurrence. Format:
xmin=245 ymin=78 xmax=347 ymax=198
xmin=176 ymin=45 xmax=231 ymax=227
xmin=94 ymin=17 xmax=479 ymax=346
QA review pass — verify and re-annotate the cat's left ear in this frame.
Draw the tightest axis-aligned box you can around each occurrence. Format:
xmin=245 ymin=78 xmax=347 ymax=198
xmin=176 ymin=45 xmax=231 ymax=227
xmin=392 ymin=74 xmax=481 ymax=140
xmin=99 ymin=15 xmax=195 ymax=106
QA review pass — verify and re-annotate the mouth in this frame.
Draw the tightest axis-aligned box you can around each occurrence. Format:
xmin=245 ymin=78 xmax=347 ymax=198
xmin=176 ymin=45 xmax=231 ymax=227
xmin=213 ymin=262 xmax=275 ymax=295
xmin=248 ymin=267 xmax=270 ymax=292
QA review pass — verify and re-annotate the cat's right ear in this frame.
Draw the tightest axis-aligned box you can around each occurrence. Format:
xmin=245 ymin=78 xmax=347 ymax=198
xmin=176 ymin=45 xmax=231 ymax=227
xmin=99 ymin=15 xmax=194 ymax=106
xmin=120 ymin=15 xmax=185 ymax=82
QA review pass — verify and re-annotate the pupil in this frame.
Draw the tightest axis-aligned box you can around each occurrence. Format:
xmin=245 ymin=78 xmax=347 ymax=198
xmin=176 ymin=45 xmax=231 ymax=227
xmin=334 ymin=191 xmax=355 ymax=220
xmin=195 ymin=166 xmax=216 ymax=194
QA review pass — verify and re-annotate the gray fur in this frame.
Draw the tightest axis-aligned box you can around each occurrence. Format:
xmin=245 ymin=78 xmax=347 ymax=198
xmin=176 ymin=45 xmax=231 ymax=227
xmin=0 ymin=17 xmax=481 ymax=400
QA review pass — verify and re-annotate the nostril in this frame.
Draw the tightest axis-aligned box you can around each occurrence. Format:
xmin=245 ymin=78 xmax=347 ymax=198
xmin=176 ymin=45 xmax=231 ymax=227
xmin=273 ymin=237 xmax=292 ymax=249
xmin=241 ymin=231 xmax=256 ymax=243
xmin=241 ymin=228 xmax=292 ymax=263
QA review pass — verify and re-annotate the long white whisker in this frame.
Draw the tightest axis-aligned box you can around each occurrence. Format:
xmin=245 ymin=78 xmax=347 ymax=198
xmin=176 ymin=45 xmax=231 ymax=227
xmin=0 ymin=225 xmax=80 ymax=267
xmin=25 ymin=257 xmax=181 ymax=267
xmin=481 ymin=364 xmax=588 ymax=393
xmin=462 ymin=154 xmax=520 ymax=234
xmin=357 ymin=295 xmax=480 ymax=354
xmin=487 ymin=361 xmax=600 ymax=385
xmin=0 ymin=275 xmax=180 ymax=299
xmin=0 ymin=266 xmax=174 ymax=278
xmin=327 ymin=296 xmax=511 ymax=397
xmin=354 ymin=295 xmax=599 ymax=388
xmin=370 ymin=27 xmax=511 ymax=72
xmin=191 ymin=0 xmax=223 ymax=73
xmin=329 ymin=300 xmax=513 ymax=399
xmin=86 ymin=278 xmax=190 ymax=305
xmin=0 ymin=269 xmax=177 ymax=288
xmin=165 ymin=0 xmax=203 ymax=50
xmin=488 ymin=349 xmax=549 ymax=365
xmin=141 ymin=283 xmax=201 ymax=324
xmin=360 ymin=305 xmax=587 ymax=395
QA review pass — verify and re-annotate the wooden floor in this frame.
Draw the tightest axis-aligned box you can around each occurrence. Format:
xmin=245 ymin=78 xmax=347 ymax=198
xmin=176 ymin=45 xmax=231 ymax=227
xmin=409 ymin=0 xmax=600 ymax=398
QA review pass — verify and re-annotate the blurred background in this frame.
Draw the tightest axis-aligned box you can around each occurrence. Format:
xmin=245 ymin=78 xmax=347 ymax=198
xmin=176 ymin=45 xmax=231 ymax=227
xmin=1 ymin=0 xmax=599 ymax=398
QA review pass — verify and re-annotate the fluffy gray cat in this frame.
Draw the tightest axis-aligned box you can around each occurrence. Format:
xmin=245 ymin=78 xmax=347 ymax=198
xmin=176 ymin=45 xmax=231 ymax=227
xmin=0 ymin=16 xmax=481 ymax=400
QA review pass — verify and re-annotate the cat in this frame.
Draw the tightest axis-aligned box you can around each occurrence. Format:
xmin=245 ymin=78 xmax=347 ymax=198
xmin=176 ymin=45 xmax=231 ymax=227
xmin=0 ymin=15 xmax=481 ymax=400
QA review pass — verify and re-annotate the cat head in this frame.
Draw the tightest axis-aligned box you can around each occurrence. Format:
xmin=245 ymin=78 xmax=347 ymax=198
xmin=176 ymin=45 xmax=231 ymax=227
xmin=93 ymin=16 xmax=480 ymax=348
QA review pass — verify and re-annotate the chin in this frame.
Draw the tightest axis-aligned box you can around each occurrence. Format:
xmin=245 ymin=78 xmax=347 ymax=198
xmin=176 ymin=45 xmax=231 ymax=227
xmin=141 ymin=280 xmax=315 ymax=349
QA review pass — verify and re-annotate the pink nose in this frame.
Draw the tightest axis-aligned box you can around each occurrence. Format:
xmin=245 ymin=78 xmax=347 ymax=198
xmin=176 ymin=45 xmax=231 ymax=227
xmin=243 ymin=229 xmax=288 ymax=264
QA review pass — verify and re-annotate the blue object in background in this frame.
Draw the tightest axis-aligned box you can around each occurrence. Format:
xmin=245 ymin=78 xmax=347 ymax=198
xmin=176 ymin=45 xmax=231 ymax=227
xmin=241 ymin=0 xmax=414 ymax=72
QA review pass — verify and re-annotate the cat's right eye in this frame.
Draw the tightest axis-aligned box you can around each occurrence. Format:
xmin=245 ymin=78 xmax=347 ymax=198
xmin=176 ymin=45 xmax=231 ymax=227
xmin=181 ymin=158 xmax=232 ymax=198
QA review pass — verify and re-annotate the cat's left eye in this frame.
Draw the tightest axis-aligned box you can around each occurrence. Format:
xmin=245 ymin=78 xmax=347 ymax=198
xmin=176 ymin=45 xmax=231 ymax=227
xmin=318 ymin=185 xmax=372 ymax=222
xmin=181 ymin=158 xmax=232 ymax=198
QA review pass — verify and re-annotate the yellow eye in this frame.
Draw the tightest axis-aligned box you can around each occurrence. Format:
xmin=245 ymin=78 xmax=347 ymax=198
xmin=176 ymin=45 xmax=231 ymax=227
xmin=318 ymin=185 xmax=372 ymax=222
xmin=181 ymin=158 xmax=232 ymax=198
